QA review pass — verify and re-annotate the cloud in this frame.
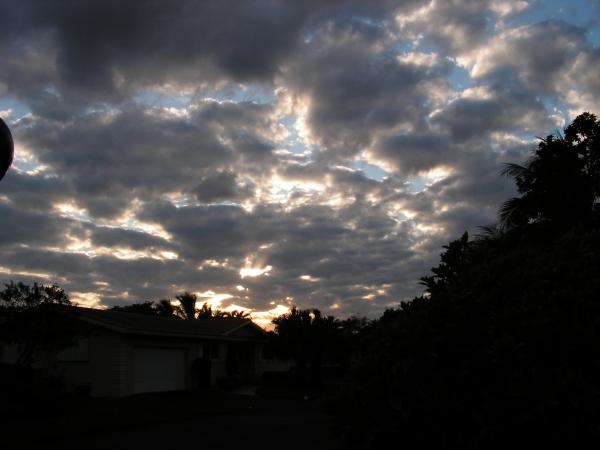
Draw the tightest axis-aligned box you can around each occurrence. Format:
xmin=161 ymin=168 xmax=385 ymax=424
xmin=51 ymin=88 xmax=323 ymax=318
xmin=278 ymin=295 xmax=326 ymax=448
xmin=1 ymin=0 xmax=600 ymax=322
xmin=467 ymin=19 xmax=588 ymax=95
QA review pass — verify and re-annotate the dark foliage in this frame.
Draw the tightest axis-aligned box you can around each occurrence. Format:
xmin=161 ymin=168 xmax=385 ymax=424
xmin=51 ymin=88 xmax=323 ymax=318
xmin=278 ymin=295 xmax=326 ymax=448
xmin=499 ymin=112 xmax=600 ymax=230
xmin=110 ymin=300 xmax=161 ymax=316
xmin=271 ymin=306 xmax=342 ymax=385
xmin=0 ymin=281 xmax=80 ymax=367
xmin=322 ymin=113 xmax=600 ymax=449
xmin=0 ymin=363 xmax=66 ymax=422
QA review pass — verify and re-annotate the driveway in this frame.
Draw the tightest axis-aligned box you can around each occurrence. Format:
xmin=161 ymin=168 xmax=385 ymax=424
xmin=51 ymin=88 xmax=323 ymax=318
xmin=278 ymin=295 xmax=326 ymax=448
xmin=8 ymin=392 xmax=345 ymax=450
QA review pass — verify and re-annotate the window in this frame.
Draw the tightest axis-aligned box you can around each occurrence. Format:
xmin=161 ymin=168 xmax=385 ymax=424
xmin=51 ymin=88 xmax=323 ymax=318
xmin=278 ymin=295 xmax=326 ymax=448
xmin=202 ymin=342 xmax=220 ymax=360
xmin=58 ymin=338 xmax=89 ymax=362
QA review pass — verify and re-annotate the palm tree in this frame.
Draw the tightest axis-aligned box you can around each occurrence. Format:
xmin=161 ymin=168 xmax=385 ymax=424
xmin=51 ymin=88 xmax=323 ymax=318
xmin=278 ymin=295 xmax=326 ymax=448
xmin=196 ymin=301 xmax=219 ymax=319
xmin=271 ymin=306 xmax=340 ymax=385
xmin=174 ymin=292 xmax=198 ymax=320
xmin=154 ymin=299 xmax=178 ymax=318
xmin=220 ymin=309 xmax=252 ymax=319
xmin=498 ymin=112 xmax=600 ymax=230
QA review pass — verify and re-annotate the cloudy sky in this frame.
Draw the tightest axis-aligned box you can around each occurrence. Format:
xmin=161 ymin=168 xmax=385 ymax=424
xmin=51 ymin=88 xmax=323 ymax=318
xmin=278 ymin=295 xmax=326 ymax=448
xmin=0 ymin=0 xmax=598 ymax=326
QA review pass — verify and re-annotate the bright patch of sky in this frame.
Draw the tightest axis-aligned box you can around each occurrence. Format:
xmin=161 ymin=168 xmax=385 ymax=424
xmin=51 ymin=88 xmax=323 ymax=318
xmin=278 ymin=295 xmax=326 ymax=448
xmin=133 ymin=90 xmax=193 ymax=109
xmin=512 ymin=0 xmax=600 ymax=46
xmin=201 ymin=85 xmax=276 ymax=104
xmin=0 ymin=99 xmax=29 ymax=120
xmin=406 ymin=175 xmax=430 ymax=193
xmin=448 ymin=65 xmax=472 ymax=92
xmin=350 ymin=160 xmax=388 ymax=181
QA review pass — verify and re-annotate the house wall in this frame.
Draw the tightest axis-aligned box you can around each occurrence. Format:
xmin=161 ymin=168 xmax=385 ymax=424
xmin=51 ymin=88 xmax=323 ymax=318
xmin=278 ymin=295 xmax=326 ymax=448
xmin=49 ymin=330 xmax=250 ymax=397
xmin=48 ymin=328 xmax=116 ymax=397
xmin=255 ymin=345 xmax=290 ymax=377
xmin=44 ymin=322 xmax=271 ymax=397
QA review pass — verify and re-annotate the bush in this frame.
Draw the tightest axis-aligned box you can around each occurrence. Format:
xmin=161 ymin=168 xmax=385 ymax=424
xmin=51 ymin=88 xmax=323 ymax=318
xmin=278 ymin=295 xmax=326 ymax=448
xmin=323 ymin=227 xmax=600 ymax=449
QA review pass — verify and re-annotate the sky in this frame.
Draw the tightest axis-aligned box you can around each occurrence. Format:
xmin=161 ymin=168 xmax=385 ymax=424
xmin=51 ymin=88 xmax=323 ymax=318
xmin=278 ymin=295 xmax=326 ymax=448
xmin=0 ymin=0 xmax=599 ymax=327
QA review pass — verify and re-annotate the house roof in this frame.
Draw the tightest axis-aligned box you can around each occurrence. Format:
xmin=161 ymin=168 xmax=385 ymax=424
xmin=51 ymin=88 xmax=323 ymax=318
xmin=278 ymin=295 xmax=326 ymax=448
xmin=76 ymin=307 xmax=268 ymax=342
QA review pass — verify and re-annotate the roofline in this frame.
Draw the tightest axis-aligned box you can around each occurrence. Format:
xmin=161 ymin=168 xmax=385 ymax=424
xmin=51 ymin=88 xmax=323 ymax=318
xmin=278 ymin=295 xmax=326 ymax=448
xmin=78 ymin=315 xmax=268 ymax=342
xmin=221 ymin=319 xmax=268 ymax=336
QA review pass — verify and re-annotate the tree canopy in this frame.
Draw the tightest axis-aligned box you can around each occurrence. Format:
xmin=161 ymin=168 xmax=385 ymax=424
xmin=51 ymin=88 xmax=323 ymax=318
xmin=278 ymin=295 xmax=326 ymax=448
xmin=271 ymin=306 xmax=341 ymax=384
xmin=323 ymin=112 xmax=600 ymax=449
xmin=110 ymin=294 xmax=251 ymax=320
xmin=499 ymin=112 xmax=600 ymax=230
xmin=0 ymin=281 xmax=80 ymax=367
xmin=110 ymin=300 xmax=161 ymax=316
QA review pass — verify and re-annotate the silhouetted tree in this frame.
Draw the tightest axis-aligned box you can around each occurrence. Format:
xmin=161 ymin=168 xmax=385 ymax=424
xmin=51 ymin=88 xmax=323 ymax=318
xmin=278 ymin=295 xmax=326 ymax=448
xmin=0 ymin=281 xmax=79 ymax=366
xmin=196 ymin=301 xmax=221 ymax=319
xmin=154 ymin=299 xmax=178 ymax=318
xmin=110 ymin=300 xmax=160 ymax=316
xmin=271 ymin=306 xmax=340 ymax=385
xmin=193 ymin=301 xmax=249 ymax=319
xmin=220 ymin=309 xmax=252 ymax=319
xmin=174 ymin=292 xmax=198 ymax=320
xmin=499 ymin=112 xmax=600 ymax=230
xmin=323 ymin=113 xmax=600 ymax=449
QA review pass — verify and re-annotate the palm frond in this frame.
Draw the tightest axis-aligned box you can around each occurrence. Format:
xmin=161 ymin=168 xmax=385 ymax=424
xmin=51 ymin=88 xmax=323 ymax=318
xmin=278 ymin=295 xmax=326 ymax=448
xmin=500 ymin=162 xmax=529 ymax=179
xmin=497 ymin=197 xmax=523 ymax=230
xmin=475 ymin=222 xmax=504 ymax=240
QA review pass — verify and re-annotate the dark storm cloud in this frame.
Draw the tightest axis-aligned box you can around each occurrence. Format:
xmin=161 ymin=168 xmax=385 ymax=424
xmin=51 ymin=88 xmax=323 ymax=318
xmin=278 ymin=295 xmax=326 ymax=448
xmin=0 ymin=201 xmax=79 ymax=249
xmin=373 ymin=86 xmax=555 ymax=176
xmin=89 ymin=226 xmax=177 ymax=254
xmin=192 ymin=170 xmax=248 ymax=203
xmin=0 ymin=0 xmax=417 ymax=106
xmin=1 ymin=171 xmax=73 ymax=213
xmin=286 ymin=18 xmax=453 ymax=160
xmin=132 ymin=194 xmax=424 ymax=314
xmin=430 ymin=88 xmax=555 ymax=142
xmin=377 ymin=132 xmax=451 ymax=175
xmin=138 ymin=201 xmax=255 ymax=262
xmin=12 ymin=98 xmax=287 ymax=218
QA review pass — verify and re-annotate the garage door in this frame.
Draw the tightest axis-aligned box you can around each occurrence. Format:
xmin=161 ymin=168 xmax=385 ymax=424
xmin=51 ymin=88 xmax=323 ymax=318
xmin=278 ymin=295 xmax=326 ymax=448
xmin=133 ymin=347 xmax=186 ymax=394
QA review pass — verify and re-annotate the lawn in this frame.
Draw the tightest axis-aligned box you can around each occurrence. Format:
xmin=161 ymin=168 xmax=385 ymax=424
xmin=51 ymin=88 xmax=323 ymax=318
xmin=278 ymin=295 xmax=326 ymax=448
xmin=1 ymin=388 xmax=246 ymax=446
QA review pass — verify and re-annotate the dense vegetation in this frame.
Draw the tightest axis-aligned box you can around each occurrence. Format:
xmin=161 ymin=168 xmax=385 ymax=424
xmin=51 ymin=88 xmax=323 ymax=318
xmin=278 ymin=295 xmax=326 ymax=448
xmin=321 ymin=112 xmax=600 ymax=448
xmin=0 ymin=281 xmax=79 ymax=367
xmin=111 ymin=291 xmax=251 ymax=319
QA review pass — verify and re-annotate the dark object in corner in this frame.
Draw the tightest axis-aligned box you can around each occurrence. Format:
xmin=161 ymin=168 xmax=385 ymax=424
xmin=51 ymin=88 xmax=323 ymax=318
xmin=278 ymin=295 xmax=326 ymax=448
xmin=0 ymin=117 xmax=14 ymax=181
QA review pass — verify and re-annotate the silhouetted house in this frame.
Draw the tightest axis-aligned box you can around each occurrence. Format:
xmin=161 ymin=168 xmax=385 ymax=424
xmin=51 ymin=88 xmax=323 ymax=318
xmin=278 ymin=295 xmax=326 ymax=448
xmin=1 ymin=308 xmax=287 ymax=396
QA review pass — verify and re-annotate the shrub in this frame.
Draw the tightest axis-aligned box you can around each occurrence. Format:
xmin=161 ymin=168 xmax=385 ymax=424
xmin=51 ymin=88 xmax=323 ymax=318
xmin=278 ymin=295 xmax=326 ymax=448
xmin=323 ymin=227 xmax=600 ymax=449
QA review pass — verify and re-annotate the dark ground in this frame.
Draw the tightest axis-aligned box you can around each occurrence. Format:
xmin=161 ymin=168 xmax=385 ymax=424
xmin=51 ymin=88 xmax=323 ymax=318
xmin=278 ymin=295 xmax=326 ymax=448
xmin=6 ymin=391 xmax=345 ymax=450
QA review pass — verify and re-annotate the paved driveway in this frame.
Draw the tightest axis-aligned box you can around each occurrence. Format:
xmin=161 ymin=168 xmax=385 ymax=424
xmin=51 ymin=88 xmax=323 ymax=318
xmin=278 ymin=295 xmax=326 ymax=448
xmin=9 ymin=392 xmax=345 ymax=450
